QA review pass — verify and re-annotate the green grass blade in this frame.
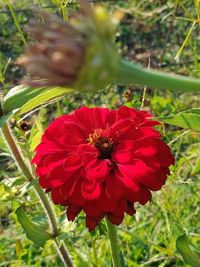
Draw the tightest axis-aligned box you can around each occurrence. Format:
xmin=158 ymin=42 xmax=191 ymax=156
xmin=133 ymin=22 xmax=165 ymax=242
xmin=5 ymin=0 xmax=27 ymax=46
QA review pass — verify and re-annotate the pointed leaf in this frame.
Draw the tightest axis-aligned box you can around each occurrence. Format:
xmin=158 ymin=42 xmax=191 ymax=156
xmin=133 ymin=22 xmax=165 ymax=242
xmin=18 ymin=87 xmax=72 ymax=115
xmin=176 ymin=234 xmax=200 ymax=267
xmin=3 ymin=85 xmax=73 ymax=116
xmin=159 ymin=108 xmax=200 ymax=131
xmin=3 ymin=85 xmax=44 ymax=113
xmin=15 ymin=206 xmax=51 ymax=247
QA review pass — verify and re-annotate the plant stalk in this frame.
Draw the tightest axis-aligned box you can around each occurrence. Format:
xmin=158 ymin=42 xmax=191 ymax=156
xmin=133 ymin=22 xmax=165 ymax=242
xmin=105 ymin=217 xmax=121 ymax=267
xmin=115 ymin=60 xmax=200 ymax=92
xmin=54 ymin=240 xmax=73 ymax=267
xmin=1 ymin=122 xmax=73 ymax=267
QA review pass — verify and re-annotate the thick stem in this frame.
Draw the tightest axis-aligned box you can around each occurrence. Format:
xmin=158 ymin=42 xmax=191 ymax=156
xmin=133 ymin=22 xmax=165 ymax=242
xmin=105 ymin=217 xmax=121 ymax=267
xmin=115 ymin=60 xmax=200 ymax=92
xmin=1 ymin=122 xmax=73 ymax=267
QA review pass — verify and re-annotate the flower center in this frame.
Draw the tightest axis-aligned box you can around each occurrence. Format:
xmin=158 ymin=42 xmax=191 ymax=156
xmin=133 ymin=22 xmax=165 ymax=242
xmin=88 ymin=129 xmax=114 ymax=160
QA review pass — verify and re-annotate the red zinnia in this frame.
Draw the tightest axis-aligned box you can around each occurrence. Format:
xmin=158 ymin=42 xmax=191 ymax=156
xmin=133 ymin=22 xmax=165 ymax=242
xmin=32 ymin=106 xmax=175 ymax=230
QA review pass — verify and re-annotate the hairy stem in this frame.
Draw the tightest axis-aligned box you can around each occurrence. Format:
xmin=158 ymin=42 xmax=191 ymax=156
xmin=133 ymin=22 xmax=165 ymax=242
xmin=1 ymin=122 xmax=73 ymax=267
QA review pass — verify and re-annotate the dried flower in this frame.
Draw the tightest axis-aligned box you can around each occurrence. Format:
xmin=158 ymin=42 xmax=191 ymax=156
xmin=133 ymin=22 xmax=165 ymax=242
xmin=32 ymin=106 xmax=175 ymax=231
xmin=18 ymin=0 xmax=120 ymax=91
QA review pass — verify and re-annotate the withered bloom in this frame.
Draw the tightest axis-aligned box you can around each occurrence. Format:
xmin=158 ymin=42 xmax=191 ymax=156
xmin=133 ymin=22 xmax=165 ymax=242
xmin=18 ymin=0 xmax=120 ymax=91
xmin=18 ymin=12 xmax=86 ymax=87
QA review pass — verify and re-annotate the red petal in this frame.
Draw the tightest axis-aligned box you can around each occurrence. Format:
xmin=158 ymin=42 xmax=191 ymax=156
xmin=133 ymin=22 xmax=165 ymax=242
xmin=86 ymin=216 xmax=101 ymax=231
xmin=138 ymin=187 xmax=152 ymax=205
xmin=106 ymin=174 xmax=124 ymax=200
xmin=107 ymin=214 xmax=124 ymax=226
xmin=67 ymin=205 xmax=82 ymax=221
xmin=126 ymin=202 xmax=136 ymax=216
xmin=93 ymin=107 xmax=110 ymax=129
xmin=118 ymin=160 xmax=147 ymax=181
xmin=86 ymin=159 xmax=110 ymax=182
xmin=81 ymin=179 xmax=102 ymax=200
xmin=51 ymin=188 xmax=65 ymax=205
xmin=63 ymin=154 xmax=82 ymax=173
xmin=96 ymin=190 xmax=116 ymax=212
xmin=83 ymin=201 xmax=102 ymax=217
xmin=74 ymin=107 xmax=95 ymax=132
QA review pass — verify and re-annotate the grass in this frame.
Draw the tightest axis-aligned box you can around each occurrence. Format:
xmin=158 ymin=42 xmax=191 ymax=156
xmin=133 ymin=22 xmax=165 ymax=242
xmin=0 ymin=0 xmax=200 ymax=266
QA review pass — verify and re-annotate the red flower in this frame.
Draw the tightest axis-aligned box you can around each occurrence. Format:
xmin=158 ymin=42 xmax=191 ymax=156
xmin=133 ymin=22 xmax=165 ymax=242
xmin=32 ymin=106 xmax=175 ymax=230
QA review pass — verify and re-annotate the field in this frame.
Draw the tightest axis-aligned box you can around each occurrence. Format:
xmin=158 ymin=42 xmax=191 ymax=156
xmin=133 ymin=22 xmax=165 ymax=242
xmin=0 ymin=1 xmax=200 ymax=266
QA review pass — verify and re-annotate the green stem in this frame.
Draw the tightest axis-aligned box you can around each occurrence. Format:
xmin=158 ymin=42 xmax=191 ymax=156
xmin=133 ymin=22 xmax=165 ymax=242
xmin=115 ymin=60 xmax=200 ymax=92
xmin=105 ymin=217 xmax=121 ymax=267
xmin=1 ymin=122 xmax=73 ymax=267
xmin=1 ymin=123 xmax=34 ymax=183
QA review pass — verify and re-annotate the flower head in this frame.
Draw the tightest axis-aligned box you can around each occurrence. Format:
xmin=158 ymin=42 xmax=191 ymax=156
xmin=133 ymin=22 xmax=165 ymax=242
xmin=18 ymin=0 xmax=120 ymax=91
xmin=32 ymin=106 xmax=175 ymax=231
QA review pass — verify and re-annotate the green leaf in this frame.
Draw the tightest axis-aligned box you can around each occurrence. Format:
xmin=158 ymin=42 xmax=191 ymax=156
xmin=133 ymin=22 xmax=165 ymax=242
xmin=18 ymin=87 xmax=72 ymax=115
xmin=30 ymin=131 xmax=42 ymax=152
xmin=3 ymin=85 xmax=72 ymax=116
xmin=15 ymin=206 xmax=51 ymax=247
xmin=191 ymin=155 xmax=200 ymax=175
xmin=3 ymin=85 xmax=44 ymax=113
xmin=173 ymin=222 xmax=185 ymax=236
xmin=176 ymin=234 xmax=200 ymax=267
xmin=32 ymin=215 xmax=49 ymax=231
xmin=29 ymin=120 xmax=43 ymax=152
xmin=11 ymin=201 xmax=21 ymax=212
xmin=159 ymin=108 xmax=200 ymax=131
